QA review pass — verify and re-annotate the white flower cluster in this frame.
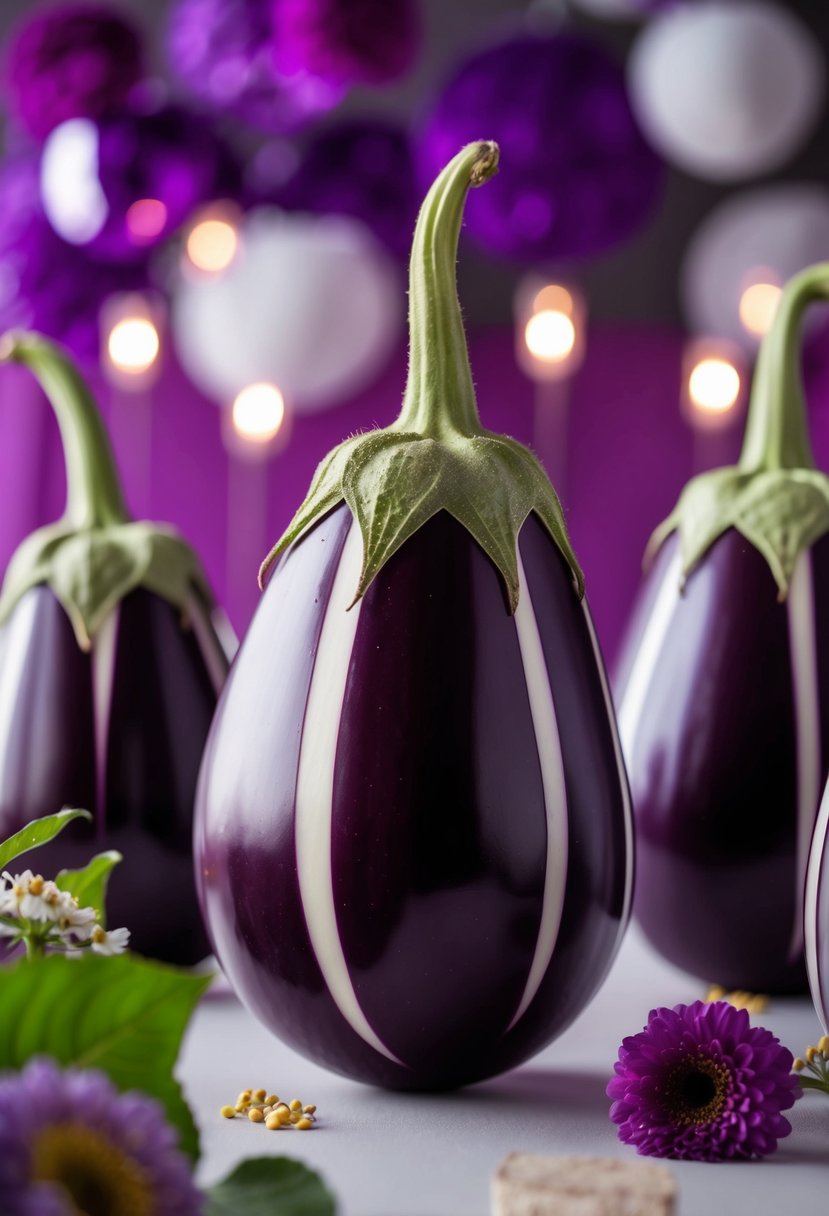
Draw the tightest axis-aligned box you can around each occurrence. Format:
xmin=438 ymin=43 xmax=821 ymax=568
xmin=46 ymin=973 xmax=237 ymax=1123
xmin=0 ymin=870 xmax=130 ymax=956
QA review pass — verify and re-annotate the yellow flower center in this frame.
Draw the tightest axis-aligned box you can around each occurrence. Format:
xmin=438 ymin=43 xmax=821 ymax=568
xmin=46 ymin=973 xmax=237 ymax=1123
xmin=31 ymin=1122 xmax=152 ymax=1216
xmin=663 ymin=1053 xmax=730 ymax=1126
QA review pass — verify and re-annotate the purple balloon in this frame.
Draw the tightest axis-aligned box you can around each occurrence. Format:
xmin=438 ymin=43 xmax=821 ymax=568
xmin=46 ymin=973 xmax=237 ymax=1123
xmin=420 ymin=33 xmax=664 ymax=263
xmin=5 ymin=3 xmax=144 ymax=142
xmin=265 ymin=119 xmax=418 ymax=258
xmin=0 ymin=157 xmax=147 ymax=362
xmin=273 ymin=0 xmax=421 ymax=87
xmin=166 ymin=0 xmax=342 ymax=134
xmin=41 ymin=104 xmax=241 ymax=263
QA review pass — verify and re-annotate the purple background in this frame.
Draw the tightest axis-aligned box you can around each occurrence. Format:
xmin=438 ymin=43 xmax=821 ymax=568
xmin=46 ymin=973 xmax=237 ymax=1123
xmin=5 ymin=324 xmax=826 ymax=665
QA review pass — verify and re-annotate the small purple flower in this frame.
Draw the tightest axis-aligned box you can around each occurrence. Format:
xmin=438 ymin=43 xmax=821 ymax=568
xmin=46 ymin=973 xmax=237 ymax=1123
xmin=5 ymin=4 xmax=144 ymax=142
xmin=608 ymin=1001 xmax=801 ymax=1161
xmin=0 ymin=1057 xmax=202 ymax=1215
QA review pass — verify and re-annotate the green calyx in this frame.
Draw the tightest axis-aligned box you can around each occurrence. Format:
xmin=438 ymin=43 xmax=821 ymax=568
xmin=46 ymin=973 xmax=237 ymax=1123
xmin=649 ymin=263 xmax=829 ymax=598
xmin=259 ymin=141 xmax=583 ymax=610
xmin=0 ymin=332 xmax=214 ymax=650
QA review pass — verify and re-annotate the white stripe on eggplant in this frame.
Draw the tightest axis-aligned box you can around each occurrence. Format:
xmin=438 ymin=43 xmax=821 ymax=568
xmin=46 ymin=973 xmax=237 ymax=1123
xmin=617 ymin=552 xmax=682 ymax=763
xmin=187 ymin=592 xmax=233 ymax=695
xmin=582 ymin=602 xmax=635 ymax=931
xmin=0 ymin=593 xmax=38 ymax=790
xmin=787 ymin=552 xmax=821 ymax=960
xmin=91 ymin=608 xmax=120 ymax=837
xmin=294 ymin=523 xmax=404 ymax=1066
xmin=805 ymin=780 xmax=829 ymax=1032
xmin=506 ymin=552 xmax=569 ymax=1031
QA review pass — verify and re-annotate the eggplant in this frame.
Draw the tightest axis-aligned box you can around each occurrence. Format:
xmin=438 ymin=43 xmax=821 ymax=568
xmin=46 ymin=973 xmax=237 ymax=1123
xmin=807 ymin=781 xmax=829 ymax=1031
xmin=616 ymin=264 xmax=829 ymax=994
xmin=195 ymin=142 xmax=632 ymax=1090
xmin=0 ymin=332 xmax=231 ymax=963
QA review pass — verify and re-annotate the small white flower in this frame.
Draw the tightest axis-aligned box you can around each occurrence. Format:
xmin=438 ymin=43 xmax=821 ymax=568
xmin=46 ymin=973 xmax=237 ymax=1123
xmin=90 ymin=925 xmax=130 ymax=956
xmin=20 ymin=878 xmax=72 ymax=923
xmin=60 ymin=903 xmax=97 ymax=942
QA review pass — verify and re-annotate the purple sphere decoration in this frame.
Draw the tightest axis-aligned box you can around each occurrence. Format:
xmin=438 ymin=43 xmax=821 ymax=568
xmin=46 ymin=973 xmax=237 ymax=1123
xmin=420 ymin=33 xmax=664 ymax=262
xmin=0 ymin=157 xmax=146 ymax=362
xmin=41 ymin=104 xmax=241 ymax=263
xmin=271 ymin=119 xmax=418 ymax=258
xmin=167 ymin=0 xmax=342 ymax=134
xmin=273 ymin=0 xmax=421 ymax=87
xmin=608 ymin=1001 xmax=800 ymax=1161
xmin=5 ymin=3 xmax=143 ymax=142
xmin=0 ymin=1058 xmax=201 ymax=1214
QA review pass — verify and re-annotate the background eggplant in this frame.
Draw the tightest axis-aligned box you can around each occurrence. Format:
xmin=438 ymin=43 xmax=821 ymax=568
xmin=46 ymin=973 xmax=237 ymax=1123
xmin=616 ymin=264 xmax=829 ymax=994
xmin=195 ymin=142 xmax=633 ymax=1090
xmin=806 ymin=779 xmax=829 ymax=1031
xmin=0 ymin=332 xmax=231 ymax=963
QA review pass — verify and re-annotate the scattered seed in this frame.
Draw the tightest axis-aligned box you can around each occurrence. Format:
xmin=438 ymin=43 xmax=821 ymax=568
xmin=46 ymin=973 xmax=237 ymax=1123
xmin=289 ymin=1098 xmax=302 ymax=1112
xmin=220 ymin=1106 xmax=236 ymax=1119
xmin=253 ymin=1088 xmax=267 ymax=1102
xmin=248 ymin=1108 xmax=265 ymax=1123
xmin=296 ymin=1118 xmax=313 ymax=1131
xmin=303 ymin=1104 xmax=317 ymax=1115
xmin=265 ymin=1113 xmax=282 ymax=1130
xmin=266 ymin=1094 xmax=279 ymax=1106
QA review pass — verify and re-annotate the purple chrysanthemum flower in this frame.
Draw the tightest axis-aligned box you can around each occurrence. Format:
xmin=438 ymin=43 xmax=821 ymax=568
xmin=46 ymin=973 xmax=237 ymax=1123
xmin=607 ymin=1001 xmax=801 ymax=1161
xmin=5 ymin=4 xmax=143 ymax=141
xmin=0 ymin=1058 xmax=202 ymax=1215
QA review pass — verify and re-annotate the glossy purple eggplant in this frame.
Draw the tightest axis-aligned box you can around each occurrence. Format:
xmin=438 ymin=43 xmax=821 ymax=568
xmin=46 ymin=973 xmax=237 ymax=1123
xmin=616 ymin=264 xmax=829 ymax=994
xmin=195 ymin=142 xmax=633 ymax=1089
xmin=0 ymin=333 xmax=231 ymax=963
xmin=806 ymin=780 xmax=829 ymax=1031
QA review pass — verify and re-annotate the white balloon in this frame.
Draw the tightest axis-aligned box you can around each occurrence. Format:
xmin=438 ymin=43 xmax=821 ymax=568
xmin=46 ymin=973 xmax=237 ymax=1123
xmin=628 ymin=1 xmax=825 ymax=181
xmin=682 ymin=183 xmax=829 ymax=346
xmin=172 ymin=209 xmax=401 ymax=412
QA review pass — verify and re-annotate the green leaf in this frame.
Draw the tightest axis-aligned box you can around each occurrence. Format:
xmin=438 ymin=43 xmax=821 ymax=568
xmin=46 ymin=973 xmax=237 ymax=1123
xmin=205 ymin=1158 xmax=337 ymax=1216
xmin=0 ymin=953 xmax=210 ymax=1159
xmin=0 ymin=808 xmax=91 ymax=873
xmin=55 ymin=850 xmax=122 ymax=926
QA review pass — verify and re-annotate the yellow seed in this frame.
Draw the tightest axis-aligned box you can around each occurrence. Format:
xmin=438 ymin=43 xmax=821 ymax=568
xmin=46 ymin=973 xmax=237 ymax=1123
xmin=806 ymin=1045 xmax=818 ymax=1063
xmin=262 ymin=1105 xmax=273 ymax=1116
xmin=275 ymin=1103 xmax=290 ymax=1113
xmin=266 ymin=1094 xmax=279 ymax=1106
xmin=303 ymin=1103 xmax=317 ymax=1114
xmin=818 ymin=1035 xmax=829 ymax=1056
xmin=236 ymin=1092 xmax=251 ymax=1106
xmin=289 ymin=1098 xmax=302 ymax=1111
xmin=296 ymin=1118 xmax=313 ymax=1131
xmin=253 ymin=1088 xmax=267 ymax=1102
xmin=220 ymin=1105 xmax=236 ymax=1119
xmin=277 ymin=1108 xmax=291 ymax=1125
xmin=248 ymin=1108 xmax=265 ymax=1123
xmin=265 ymin=1113 xmax=282 ymax=1130
xmin=793 ymin=1058 xmax=805 ymax=1072
xmin=289 ymin=1112 xmax=301 ymax=1124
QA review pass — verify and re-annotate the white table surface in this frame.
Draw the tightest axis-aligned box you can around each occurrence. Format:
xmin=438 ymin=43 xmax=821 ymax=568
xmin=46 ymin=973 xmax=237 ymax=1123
xmin=180 ymin=926 xmax=829 ymax=1215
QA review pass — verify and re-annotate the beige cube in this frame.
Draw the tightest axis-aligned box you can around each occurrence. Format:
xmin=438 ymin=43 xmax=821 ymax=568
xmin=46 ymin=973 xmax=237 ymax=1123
xmin=492 ymin=1153 xmax=677 ymax=1216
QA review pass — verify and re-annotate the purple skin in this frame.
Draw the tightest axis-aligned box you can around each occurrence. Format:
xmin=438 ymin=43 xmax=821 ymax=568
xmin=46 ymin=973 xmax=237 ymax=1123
xmin=808 ymin=803 xmax=829 ymax=1031
xmin=0 ymin=586 xmax=218 ymax=964
xmin=615 ymin=530 xmax=829 ymax=994
xmin=195 ymin=505 xmax=630 ymax=1090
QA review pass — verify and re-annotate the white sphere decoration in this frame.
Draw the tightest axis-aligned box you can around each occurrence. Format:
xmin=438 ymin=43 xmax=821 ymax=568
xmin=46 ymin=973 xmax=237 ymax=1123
xmin=681 ymin=183 xmax=829 ymax=346
xmin=628 ymin=1 xmax=825 ymax=181
xmin=172 ymin=209 xmax=401 ymax=412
